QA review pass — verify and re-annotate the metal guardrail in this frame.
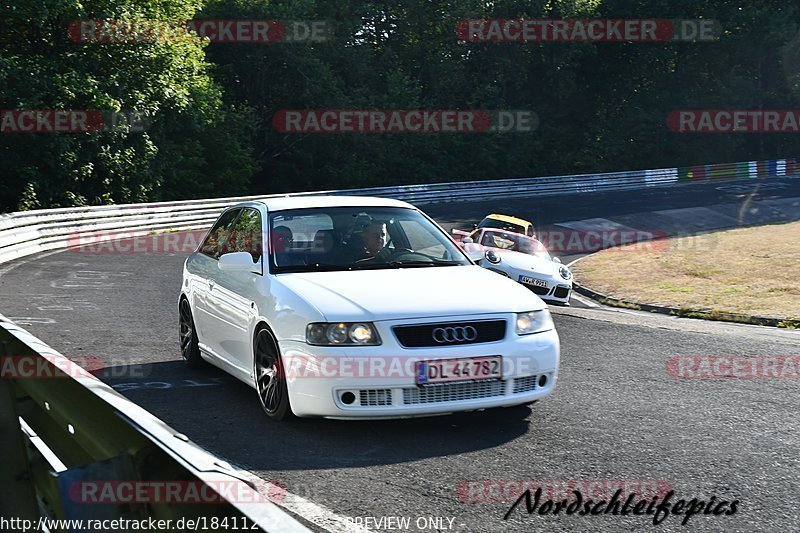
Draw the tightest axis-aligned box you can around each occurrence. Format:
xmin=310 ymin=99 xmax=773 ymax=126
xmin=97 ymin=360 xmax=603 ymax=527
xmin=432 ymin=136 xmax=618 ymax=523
xmin=0 ymin=315 xmax=310 ymax=532
xmin=0 ymin=157 xmax=795 ymax=528
xmin=1 ymin=158 xmax=796 ymax=266
xmin=335 ymin=159 xmax=797 ymax=202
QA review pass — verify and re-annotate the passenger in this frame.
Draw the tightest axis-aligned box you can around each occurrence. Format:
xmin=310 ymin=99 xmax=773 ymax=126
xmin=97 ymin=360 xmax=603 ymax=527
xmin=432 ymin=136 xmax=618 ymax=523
xmin=271 ymin=226 xmax=293 ymax=254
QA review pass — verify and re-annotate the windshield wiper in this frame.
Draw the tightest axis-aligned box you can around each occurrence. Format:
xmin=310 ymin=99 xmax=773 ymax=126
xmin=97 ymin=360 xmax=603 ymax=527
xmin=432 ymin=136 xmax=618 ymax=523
xmin=349 ymin=260 xmax=462 ymax=270
xmin=272 ymin=263 xmax=345 ymax=274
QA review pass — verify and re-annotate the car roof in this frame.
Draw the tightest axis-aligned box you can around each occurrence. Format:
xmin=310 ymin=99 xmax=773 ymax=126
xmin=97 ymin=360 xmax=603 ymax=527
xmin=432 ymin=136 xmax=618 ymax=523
xmin=234 ymin=195 xmax=416 ymax=212
xmin=484 ymin=213 xmax=531 ymax=226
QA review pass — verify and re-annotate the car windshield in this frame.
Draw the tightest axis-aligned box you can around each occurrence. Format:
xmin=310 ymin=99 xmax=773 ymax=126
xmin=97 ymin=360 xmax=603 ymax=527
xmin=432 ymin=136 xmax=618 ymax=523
xmin=268 ymin=206 xmax=471 ymax=273
xmin=480 ymin=231 xmax=551 ymax=260
xmin=478 ymin=218 xmax=526 ymax=234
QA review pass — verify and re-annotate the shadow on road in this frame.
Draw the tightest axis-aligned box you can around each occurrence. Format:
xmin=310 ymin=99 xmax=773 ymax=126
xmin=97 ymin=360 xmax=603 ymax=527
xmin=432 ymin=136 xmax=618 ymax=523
xmin=98 ymin=360 xmax=534 ymax=471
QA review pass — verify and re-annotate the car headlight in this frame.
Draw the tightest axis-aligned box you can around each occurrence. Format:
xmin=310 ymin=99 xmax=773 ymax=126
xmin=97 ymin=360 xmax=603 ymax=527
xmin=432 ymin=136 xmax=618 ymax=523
xmin=559 ymin=265 xmax=572 ymax=280
xmin=306 ymin=322 xmax=381 ymax=346
xmin=515 ymin=310 xmax=554 ymax=335
xmin=485 ymin=250 xmax=501 ymax=264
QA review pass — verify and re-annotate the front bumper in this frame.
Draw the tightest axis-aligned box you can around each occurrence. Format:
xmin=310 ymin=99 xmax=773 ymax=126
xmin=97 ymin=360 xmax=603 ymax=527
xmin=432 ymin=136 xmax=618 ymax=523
xmin=505 ymin=268 xmax=572 ymax=305
xmin=279 ymin=326 xmax=560 ymax=418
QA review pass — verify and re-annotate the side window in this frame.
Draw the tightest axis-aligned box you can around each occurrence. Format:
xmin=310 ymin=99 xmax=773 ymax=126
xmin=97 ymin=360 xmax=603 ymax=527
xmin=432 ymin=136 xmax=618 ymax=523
xmin=199 ymin=209 xmax=241 ymax=260
xmin=228 ymin=208 xmax=264 ymax=264
xmin=527 ymin=225 xmax=534 ymax=237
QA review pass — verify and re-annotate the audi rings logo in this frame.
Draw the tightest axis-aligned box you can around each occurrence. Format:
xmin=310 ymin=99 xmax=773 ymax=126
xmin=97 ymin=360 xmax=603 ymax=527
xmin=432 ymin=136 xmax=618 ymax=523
xmin=432 ymin=326 xmax=478 ymax=344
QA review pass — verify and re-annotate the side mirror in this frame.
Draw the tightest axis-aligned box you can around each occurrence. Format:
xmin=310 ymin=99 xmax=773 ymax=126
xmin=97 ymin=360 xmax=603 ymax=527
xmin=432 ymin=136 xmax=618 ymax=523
xmin=219 ymin=252 xmax=261 ymax=274
xmin=463 ymin=237 xmax=474 ymax=244
xmin=463 ymin=242 xmax=484 ymax=262
xmin=472 ymin=223 xmax=478 ymax=229
xmin=553 ymin=257 xmax=562 ymax=264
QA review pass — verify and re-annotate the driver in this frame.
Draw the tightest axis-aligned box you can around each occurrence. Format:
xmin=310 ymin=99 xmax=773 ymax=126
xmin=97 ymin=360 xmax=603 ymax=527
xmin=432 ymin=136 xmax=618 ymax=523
xmin=358 ymin=221 xmax=391 ymax=261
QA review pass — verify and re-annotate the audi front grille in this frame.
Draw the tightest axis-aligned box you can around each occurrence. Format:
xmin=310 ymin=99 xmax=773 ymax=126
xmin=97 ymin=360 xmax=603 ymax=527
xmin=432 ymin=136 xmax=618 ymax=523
xmin=392 ymin=320 xmax=506 ymax=348
xmin=403 ymin=380 xmax=506 ymax=404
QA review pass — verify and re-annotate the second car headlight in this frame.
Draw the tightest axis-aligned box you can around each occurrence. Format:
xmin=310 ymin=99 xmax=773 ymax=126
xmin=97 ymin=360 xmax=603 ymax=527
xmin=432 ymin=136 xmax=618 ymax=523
xmin=485 ymin=250 xmax=501 ymax=264
xmin=515 ymin=310 xmax=554 ymax=335
xmin=559 ymin=265 xmax=572 ymax=280
xmin=306 ymin=322 xmax=381 ymax=346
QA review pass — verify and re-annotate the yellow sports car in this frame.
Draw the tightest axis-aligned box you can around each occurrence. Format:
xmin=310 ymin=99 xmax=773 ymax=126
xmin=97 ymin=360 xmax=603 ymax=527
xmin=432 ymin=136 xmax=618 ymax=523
xmin=452 ymin=214 xmax=536 ymax=243
xmin=471 ymin=214 xmax=535 ymax=239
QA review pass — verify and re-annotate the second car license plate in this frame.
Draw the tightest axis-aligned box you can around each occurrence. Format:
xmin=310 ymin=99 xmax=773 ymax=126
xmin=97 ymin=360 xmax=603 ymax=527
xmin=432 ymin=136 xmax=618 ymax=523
xmin=519 ymin=275 xmax=548 ymax=288
xmin=416 ymin=356 xmax=502 ymax=386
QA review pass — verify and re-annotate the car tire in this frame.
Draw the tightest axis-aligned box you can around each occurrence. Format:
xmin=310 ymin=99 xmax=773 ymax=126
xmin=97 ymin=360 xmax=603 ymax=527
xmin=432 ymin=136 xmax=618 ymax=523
xmin=179 ymin=298 xmax=204 ymax=368
xmin=254 ymin=326 xmax=295 ymax=422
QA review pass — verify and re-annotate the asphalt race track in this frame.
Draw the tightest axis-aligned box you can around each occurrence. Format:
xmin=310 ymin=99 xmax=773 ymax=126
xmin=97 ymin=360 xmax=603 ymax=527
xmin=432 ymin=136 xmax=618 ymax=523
xmin=2 ymin=178 xmax=799 ymax=532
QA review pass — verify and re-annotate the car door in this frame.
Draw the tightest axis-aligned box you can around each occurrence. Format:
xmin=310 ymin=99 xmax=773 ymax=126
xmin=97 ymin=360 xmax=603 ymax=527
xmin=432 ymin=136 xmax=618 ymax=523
xmin=192 ymin=207 xmax=242 ymax=357
xmin=204 ymin=207 xmax=265 ymax=374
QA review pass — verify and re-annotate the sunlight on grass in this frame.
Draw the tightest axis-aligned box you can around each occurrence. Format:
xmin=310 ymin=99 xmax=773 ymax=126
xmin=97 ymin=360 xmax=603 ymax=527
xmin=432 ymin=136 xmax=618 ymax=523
xmin=572 ymin=221 xmax=800 ymax=319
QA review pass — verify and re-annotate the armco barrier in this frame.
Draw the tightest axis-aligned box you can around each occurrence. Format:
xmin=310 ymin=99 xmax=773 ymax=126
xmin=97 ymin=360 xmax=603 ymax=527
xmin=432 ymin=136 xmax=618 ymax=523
xmin=1 ymin=158 xmax=796 ymax=266
xmin=0 ymin=315 xmax=310 ymax=531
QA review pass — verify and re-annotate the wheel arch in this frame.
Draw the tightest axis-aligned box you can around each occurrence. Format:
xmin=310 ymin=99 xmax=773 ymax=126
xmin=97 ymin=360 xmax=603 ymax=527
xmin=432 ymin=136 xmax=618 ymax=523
xmin=252 ymin=320 xmax=280 ymax=355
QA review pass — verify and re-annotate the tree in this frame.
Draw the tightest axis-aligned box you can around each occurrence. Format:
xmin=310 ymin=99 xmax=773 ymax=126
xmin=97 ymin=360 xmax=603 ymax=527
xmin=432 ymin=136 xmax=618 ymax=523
xmin=0 ymin=0 xmax=257 ymax=212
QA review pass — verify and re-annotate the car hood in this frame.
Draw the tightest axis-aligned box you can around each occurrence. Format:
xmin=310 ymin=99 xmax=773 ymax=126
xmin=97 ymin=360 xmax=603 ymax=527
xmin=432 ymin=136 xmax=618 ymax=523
xmin=489 ymin=249 xmax=562 ymax=275
xmin=276 ymin=265 xmax=545 ymax=321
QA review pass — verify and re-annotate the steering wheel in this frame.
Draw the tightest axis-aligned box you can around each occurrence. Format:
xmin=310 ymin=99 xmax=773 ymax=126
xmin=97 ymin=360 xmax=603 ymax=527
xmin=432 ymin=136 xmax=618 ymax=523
xmin=389 ymin=248 xmax=435 ymax=262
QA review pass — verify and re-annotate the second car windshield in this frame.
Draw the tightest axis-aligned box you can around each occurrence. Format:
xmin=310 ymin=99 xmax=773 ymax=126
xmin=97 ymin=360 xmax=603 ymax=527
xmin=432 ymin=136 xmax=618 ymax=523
xmin=480 ymin=231 xmax=551 ymax=260
xmin=478 ymin=218 xmax=525 ymax=234
xmin=268 ymin=206 xmax=471 ymax=273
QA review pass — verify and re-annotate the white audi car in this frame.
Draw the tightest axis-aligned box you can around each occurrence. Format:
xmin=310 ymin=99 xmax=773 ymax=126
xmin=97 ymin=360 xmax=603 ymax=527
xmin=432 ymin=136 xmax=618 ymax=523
xmin=461 ymin=229 xmax=573 ymax=305
xmin=179 ymin=196 xmax=560 ymax=420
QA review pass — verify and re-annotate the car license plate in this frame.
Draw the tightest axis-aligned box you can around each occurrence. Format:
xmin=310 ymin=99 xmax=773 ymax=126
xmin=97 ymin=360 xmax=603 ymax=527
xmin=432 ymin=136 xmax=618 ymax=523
xmin=519 ymin=275 xmax=548 ymax=288
xmin=416 ymin=356 xmax=502 ymax=386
